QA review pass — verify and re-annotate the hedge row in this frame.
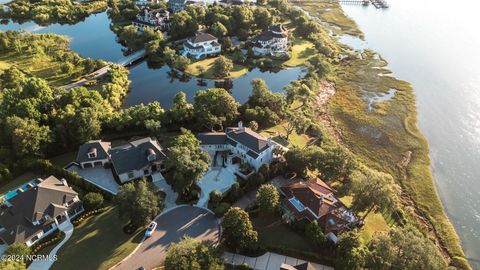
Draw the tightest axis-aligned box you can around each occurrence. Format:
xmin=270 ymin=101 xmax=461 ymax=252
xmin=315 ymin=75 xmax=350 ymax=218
xmin=26 ymin=159 xmax=114 ymax=200
xmin=72 ymin=207 xmax=108 ymax=227
xmin=30 ymin=231 xmax=65 ymax=255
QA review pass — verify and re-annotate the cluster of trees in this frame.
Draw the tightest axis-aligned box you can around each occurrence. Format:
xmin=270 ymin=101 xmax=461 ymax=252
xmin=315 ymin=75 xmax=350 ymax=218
xmin=0 ymin=0 xmax=107 ymax=25
xmin=0 ymin=243 xmax=30 ymax=269
xmin=116 ymin=179 xmax=163 ymax=228
xmin=164 ymin=237 xmax=224 ymax=270
xmin=336 ymin=227 xmax=447 ymax=270
xmin=221 ymin=207 xmax=258 ymax=252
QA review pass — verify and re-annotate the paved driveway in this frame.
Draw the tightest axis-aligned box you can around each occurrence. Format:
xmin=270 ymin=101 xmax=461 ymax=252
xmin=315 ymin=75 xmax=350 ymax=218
xmin=67 ymin=164 xmax=119 ymax=194
xmin=222 ymin=251 xmax=333 ymax=270
xmin=152 ymin=173 xmax=178 ymax=210
xmin=111 ymin=205 xmax=220 ymax=270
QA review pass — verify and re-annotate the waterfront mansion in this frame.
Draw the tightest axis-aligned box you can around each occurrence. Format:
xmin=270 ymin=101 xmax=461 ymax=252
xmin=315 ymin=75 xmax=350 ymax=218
xmin=183 ymin=33 xmax=222 ymax=59
xmin=132 ymin=7 xmax=170 ymax=31
xmin=251 ymin=24 xmax=289 ymax=56
xmin=198 ymin=122 xmax=279 ymax=171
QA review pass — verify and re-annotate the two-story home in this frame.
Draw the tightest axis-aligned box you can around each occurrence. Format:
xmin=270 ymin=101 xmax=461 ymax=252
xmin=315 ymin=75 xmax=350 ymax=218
xmin=251 ymin=24 xmax=289 ymax=56
xmin=134 ymin=0 xmax=161 ymax=6
xmin=133 ymin=7 xmax=170 ymax=31
xmin=198 ymin=122 xmax=277 ymax=171
xmin=168 ymin=0 xmax=206 ymax=13
xmin=0 ymin=176 xmax=83 ymax=246
xmin=75 ymin=137 xmax=168 ymax=183
xmin=280 ymin=177 xmax=358 ymax=242
xmin=183 ymin=33 xmax=222 ymax=59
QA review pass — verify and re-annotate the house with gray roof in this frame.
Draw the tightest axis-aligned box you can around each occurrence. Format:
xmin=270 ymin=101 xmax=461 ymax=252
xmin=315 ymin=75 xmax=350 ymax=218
xmin=74 ymin=137 xmax=167 ymax=184
xmin=0 ymin=176 xmax=83 ymax=246
xmin=168 ymin=0 xmax=206 ymax=13
xmin=110 ymin=137 xmax=167 ymax=183
xmin=183 ymin=33 xmax=221 ymax=59
xmin=251 ymin=24 xmax=289 ymax=56
xmin=198 ymin=122 xmax=277 ymax=171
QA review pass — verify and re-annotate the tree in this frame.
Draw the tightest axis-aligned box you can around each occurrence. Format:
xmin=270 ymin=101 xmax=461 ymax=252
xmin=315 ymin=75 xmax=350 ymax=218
xmin=253 ymin=7 xmax=273 ymax=29
xmin=350 ymin=166 xmax=401 ymax=219
xmin=1 ymin=260 xmax=26 ymax=270
xmin=166 ymin=91 xmax=194 ymax=126
xmin=170 ymin=11 xmax=198 ymax=39
xmin=210 ymin=21 xmax=228 ymax=37
xmin=285 ymin=110 xmax=312 ymax=139
xmin=221 ymin=207 xmax=258 ymax=251
xmin=83 ymin=192 xmax=104 ymax=210
xmin=212 ymin=56 xmax=233 ymax=78
xmin=165 ymin=237 xmax=224 ymax=270
xmin=193 ymin=88 xmax=239 ymax=130
xmin=242 ymin=79 xmax=286 ymax=127
xmin=305 ymin=221 xmax=327 ymax=247
xmin=284 ymin=80 xmax=315 ymax=106
xmin=4 ymin=116 xmax=52 ymax=158
xmin=336 ymin=230 xmax=367 ymax=270
xmin=248 ymin=120 xmax=258 ymax=131
xmin=284 ymin=147 xmax=309 ymax=177
xmin=256 ymin=184 xmax=280 ymax=214
xmin=366 ymin=226 xmax=446 ymax=270
xmin=308 ymin=145 xmax=355 ymax=181
xmin=4 ymin=243 xmax=30 ymax=262
xmin=231 ymin=5 xmax=253 ymax=33
xmin=162 ymin=46 xmax=177 ymax=66
xmin=196 ymin=65 xmax=206 ymax=78
xmin=165 ymin=129 xmax=210 ymax=194
xmin=209 ymin=190 xmax=222 ymax=208
xmin=174 ymin=55 xmax=191 ymax=71
xmin=116 ymin=179 xmax=162 ymax=228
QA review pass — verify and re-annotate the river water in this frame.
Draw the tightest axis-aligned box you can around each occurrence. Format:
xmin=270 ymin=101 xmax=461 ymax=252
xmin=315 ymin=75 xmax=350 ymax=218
xmin=340 ymin=0 xmax=480 ymax=267
xmin=0 ymin=12 xmax=305 ymax=107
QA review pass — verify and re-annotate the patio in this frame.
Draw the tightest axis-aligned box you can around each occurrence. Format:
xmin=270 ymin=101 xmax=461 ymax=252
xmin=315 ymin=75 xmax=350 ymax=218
xmin=196 ymin=165 xmax=238 ymax=207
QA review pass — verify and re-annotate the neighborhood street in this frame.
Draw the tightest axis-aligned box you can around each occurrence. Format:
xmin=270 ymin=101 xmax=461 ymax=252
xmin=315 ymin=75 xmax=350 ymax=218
xmin=111 ymin=205 xmax=220 ymax=270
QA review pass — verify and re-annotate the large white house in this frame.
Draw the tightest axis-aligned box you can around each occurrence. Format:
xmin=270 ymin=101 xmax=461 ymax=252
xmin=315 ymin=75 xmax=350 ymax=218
xmin=132 ymin=7 xmax=170 ymax=31
xmin=0 ymin=176 xmax=83 ymax=247
xmin=168 ymin=0 xmax=206 ymax=13
xmin=198 ymin=122 xmax=277 ymax=171
xmin=134 ymin=0 xmax=161 ymax=6
xmin=76 ymin=137 xmax=167 ymax=183
xmin=183 ymin=33 xmax=222 ymax=59
xmin=251 ymin=24 xmax=289 ymax=56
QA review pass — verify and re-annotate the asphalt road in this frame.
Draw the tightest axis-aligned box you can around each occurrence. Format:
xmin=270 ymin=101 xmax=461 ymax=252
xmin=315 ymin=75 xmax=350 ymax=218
xmin=111 ymin=205 xmax=220 ymax=270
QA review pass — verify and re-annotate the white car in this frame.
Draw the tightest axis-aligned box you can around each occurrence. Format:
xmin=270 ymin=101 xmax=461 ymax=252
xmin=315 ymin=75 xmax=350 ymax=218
xmin=145 ymin=221 xmax=157 ymax=237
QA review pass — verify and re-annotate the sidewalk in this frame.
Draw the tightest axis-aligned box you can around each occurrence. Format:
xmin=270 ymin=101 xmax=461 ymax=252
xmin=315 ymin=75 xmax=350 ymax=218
xmin=221 ymin=251 xmax=333 ymax=270
xmin=152 ymin=172 xmax=178 ymax=210
xmin=28 ymin=220 xmax=74 ymax=270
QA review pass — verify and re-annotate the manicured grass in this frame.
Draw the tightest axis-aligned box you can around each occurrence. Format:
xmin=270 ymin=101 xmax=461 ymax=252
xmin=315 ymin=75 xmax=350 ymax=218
xmin=48 ymin=151 xmax=77 ymax=168
xmin=51 ymin=207 xmax=144 ymax=270
xmin=339 ymin=196 xmax=353 ymax=208
xmin=184 ymin=56 xmax=248 ymax=79
xmin=0 ymin=172 xmax=37 ymax=196
xmin=252 ymin=215 xmax=317 ymax=252
xmin=260 ymin=122 xmax=310 ymax=148
xmin=359 ymin=212 xmax=389 ymax=243
xmin=283 ymin=39 xmax=316 ymax=67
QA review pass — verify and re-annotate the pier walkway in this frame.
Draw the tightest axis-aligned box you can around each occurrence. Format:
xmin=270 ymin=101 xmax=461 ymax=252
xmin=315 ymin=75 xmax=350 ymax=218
xmin=63 ymin=49 xmax=146 ymax=90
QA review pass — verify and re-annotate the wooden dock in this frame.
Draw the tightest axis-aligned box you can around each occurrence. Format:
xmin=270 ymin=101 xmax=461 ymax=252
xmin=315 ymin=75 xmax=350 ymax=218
xmin=336 ymin=0 xmax=389 ymax=9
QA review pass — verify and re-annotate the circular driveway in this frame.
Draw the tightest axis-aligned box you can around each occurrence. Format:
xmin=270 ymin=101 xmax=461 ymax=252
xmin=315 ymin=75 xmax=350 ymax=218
xmin=112 ymin=205 xmax=220 ymax=270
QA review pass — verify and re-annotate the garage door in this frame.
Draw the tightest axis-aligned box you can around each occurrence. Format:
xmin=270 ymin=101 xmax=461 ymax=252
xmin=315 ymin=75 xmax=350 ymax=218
xmin=84 ymin=163 xmax=93 ymax=168
xmin=94 ymin=161 xmax=103 ymax=167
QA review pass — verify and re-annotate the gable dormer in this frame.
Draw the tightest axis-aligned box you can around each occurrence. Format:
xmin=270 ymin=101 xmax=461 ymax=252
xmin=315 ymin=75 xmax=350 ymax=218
xmin=147 ymin=148 xmax=157 ymax=162
xmin=87 ymin=148 xmax=97 ymax=159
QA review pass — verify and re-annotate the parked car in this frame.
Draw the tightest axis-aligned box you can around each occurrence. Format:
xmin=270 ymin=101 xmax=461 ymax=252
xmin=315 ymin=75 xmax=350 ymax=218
xmin=145 ymin=221 xmax=157 ymax=237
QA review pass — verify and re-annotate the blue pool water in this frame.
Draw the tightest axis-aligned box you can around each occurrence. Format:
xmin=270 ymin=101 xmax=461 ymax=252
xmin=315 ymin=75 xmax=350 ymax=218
xmin=4 ymin=190 xmax=18 ymax=200
xmin=2 ymin=181 xmax=36 ymax=201
xmin=289 ymin=197 xmax=305 ymax=212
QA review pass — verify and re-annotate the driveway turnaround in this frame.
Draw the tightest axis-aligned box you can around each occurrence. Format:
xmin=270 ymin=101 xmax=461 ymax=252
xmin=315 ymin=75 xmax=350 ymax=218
xmin=197 ymin=167 xmax=237 ymax=207
xmin=221 ymin=251 xmax=334 ymax=270
xmin=111 ymin=205 xmax=220 ymax=270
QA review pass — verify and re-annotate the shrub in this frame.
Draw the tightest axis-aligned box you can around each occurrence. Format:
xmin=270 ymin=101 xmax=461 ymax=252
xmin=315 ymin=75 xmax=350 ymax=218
xmin=30 ymin=231 xmax=64 ymax=255
xmin=225 ymin=182 xmax=243 ymax=203
xmin=72 ymin=207 xmax=108 ymax=227
xmin=82 ymin=192 xmax=104 ymax=210
xmin=4 ymin=243 xmax=30 ymax=261
xmin=214 ymin=202 xmax=231 ymax=217
xmin=208 ymin=190 xmax=223 ymax=209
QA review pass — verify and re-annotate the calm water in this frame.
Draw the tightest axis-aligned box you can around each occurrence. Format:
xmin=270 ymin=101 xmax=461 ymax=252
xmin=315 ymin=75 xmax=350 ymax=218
xmin=341 ymin=0 xmax=480 ymax=267
xmin=0 ymin=11 xmax=304 ymax=108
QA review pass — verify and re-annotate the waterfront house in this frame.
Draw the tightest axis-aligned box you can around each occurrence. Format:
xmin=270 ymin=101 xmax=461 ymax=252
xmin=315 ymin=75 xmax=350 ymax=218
xmin=198 ymin=121 xmax=277 ymax=171
xmin=251 ymin=24 xmax=289 ymax=56
xmin=75 ymin=137 xmax=168 ymax=183
xmin=0 ymin=176 xmax=83 ymax=246
xmin=133 ymin=7 xmax=170 ymax=31
xmin=168 ymin=0 xmax=206 ymax=13
xmin=134 ymin=0 xmax=161 ymax=6
xmin=279 ymin=177 xmax=358 ymax=241
xmin=183 ymin=33 xmax=221 ymax=59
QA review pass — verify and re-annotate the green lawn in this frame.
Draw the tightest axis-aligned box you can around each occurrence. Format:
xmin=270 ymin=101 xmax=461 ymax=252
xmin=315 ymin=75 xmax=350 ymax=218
xmin=0 ymin=172 xmax=38 ymax=196
xmin=260 ymin=122 xmax=310 ymax=148
xmin=185 ymin=56 xmax=248 ymax=79
xmin=359 ymin=212 xmax=389 ymax=243
xmin=283 ymin=39 xmax=316 ymax=67
xmin=51 ymin=207 xmax=144 ymax=270
xmin=252 ymin=215 xmax=317 ymax=252
xmin=48 ymin=151 xmax=77 ymax=168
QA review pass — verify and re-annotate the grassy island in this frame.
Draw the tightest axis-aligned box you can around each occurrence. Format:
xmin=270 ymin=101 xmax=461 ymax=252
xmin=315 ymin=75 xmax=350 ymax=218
xmin=0 ymin=0 xmax=107 ymax=26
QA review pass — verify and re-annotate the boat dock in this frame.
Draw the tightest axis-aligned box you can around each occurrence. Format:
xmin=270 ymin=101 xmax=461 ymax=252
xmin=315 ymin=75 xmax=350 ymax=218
xmin=337 ymin=0 xmax=389 ymax=9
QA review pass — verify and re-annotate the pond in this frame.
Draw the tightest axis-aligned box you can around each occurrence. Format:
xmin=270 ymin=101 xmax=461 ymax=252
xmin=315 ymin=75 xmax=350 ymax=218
xmin=0 ymin=11 xmax=305 ymax=108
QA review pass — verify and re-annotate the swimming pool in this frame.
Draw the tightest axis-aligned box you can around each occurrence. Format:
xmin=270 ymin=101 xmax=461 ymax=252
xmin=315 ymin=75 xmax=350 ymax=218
xmin=1 ymin=180 xmax=36 ymax=201
xmin=289 ymin=197 xmax=305 ymax=212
